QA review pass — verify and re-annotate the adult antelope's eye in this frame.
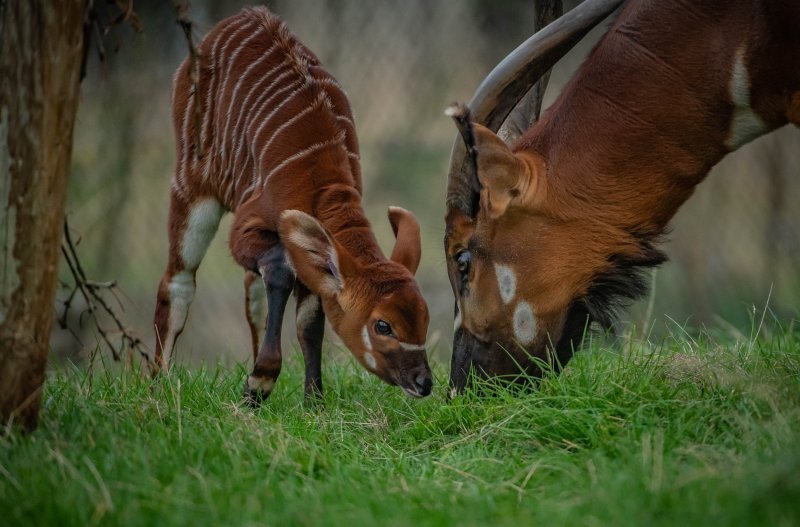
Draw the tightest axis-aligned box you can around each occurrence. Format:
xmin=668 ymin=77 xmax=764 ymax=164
xmin=375 ymin=320 xmax=392 ymax=336
xmin=456 ymin=250 xmax=471 ymax=274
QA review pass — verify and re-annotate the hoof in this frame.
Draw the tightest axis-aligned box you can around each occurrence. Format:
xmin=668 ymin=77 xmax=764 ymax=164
xmin=243 ymin=375 xmax=276 ymax=407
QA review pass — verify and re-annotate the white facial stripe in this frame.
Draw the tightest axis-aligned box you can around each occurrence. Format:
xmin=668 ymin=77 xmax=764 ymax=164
xmin=513 ymin=301 xmax=537 ymax=346
xmin=361 ymin=325 xmax=372 ymax=350
xmin=181 ymin=198 xmax=223 ymax=270
xmin=727 ymin=47 xmax=768 ymax=150
xmin=399 ymin=342 xmax=425 ymax=352
xmin=363 ymin=351 xmax=377 ymax=370
xmin=494 ymin=264 xmax=517 ymax=304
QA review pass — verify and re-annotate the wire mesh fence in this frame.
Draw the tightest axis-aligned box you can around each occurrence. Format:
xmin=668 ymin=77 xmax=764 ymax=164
xmin=54 ymin=0 xmax=800 ymax=367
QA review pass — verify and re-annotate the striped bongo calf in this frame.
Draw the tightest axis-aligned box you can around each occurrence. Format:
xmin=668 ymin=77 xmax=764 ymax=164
xmin=154 ymin=7 xmax=432 ymax=402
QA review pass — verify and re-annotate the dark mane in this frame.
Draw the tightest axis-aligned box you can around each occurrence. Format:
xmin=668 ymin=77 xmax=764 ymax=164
xmin=554 ymin=237 xmax=667 ymax=366
xmin=582 ymin=238 xmax=667 ymax=329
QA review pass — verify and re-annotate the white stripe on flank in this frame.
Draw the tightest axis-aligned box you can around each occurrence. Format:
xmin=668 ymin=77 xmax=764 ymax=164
xmin=259 ymin=136 xmax=342 ymax=188
xmin=226 ymin=68 xmax=294 ymax=189
xmin=242 ymin=74 xmax=302 ymax=147
xmin=229 ymin=62 xmax=293 ymax=173
xmin=335 ymin=114 xmax=355 ymax=128
xmin=250 ymin=81 xmax=311 ymax=154
xmin=202 ymin=18 xmax=253 ymax=147
xmin=219 ymin=42 xmax=281 ymax=171
xmin=217 ymin=26 xmax=267 ymax=166
xmin=258 ymin=94 xmax=325 ymax=167
xmin=175 ymin=85 xmax=193 ymax=195
xmin=236 ymin=81 xmax=309 ymax=203
xmin=315 ymin=76 xmax=343 ymax=91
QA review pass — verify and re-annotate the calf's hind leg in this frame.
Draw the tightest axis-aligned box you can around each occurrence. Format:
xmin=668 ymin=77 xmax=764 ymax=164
xmin=244 ymin=243 xmax=295 ymax=405
xmin=153 ymin=194 xmax=223 ymax=372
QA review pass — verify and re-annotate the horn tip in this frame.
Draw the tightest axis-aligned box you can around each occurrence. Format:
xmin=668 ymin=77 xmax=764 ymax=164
xmin=445 ymin=102 xmax=469 ymax=119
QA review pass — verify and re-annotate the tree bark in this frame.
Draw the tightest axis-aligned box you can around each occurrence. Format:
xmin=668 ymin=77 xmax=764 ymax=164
xmin=0 ymin=1 xmax=85 ymax=431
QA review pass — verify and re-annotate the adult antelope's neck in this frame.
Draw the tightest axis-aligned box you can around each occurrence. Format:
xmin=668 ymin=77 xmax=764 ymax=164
xmin=521 ymin=0 xmax=790 ymax=236
xmin=313 ymin=183 xmax=386 ymax=265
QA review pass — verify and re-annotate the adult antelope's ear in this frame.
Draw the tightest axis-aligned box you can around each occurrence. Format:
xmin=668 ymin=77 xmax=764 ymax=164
xmin=387 ymin=206 xmax=421 ymax=275
xmin=472 ymin=123 xmax=542 ymax=219
xmin=279 ymin=210 xmax=355 ymax=298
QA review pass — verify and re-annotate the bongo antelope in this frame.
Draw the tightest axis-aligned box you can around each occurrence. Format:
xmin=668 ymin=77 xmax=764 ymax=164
xmin=445 ymin=0 xmax=800 ymax=390
xmin=154 ymin=7 xmax=432 ymax=401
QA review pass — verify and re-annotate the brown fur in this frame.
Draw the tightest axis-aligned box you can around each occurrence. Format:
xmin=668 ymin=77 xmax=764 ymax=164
xmin=446 ymin=0 xmax=800 ymax=387
xmin=154 ymin=8 xmax=431 ymax=399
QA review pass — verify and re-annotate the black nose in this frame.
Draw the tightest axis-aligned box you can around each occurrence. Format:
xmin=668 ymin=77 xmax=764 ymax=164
xmin=414 ymin=373 xmax=433 ymax=396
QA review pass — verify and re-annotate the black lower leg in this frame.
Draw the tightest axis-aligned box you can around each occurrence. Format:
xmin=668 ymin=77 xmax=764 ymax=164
xmin=295 ymin=283 xmax=325 ymax=400
xmin=244 ymin=243 xmax=294 ymax=405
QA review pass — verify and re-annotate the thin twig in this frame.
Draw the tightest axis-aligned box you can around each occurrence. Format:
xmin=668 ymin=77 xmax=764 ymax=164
xmin=81 ymin=0 xmax=144 ymax=80
xmin=59 ymin=220 xmax=151 ymax=366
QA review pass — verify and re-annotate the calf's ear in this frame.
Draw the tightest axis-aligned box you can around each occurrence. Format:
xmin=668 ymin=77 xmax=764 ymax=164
xmin=387 ymin=206 xmax=422 ymax=275
xmin=279 ymin=210 xmax=355 ymax=299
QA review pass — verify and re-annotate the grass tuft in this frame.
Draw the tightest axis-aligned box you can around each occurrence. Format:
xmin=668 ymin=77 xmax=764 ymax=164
xmin=2 ymin=324 xmax=799 ymax=526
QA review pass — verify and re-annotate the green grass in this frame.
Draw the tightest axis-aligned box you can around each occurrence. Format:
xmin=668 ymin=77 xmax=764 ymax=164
xmin=2 ymin=322 xmax=800 ymax=526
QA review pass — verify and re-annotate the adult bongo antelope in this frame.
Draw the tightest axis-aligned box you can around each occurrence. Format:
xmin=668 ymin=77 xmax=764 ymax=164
xmin=445 ymin=0 xmax=800 ymax=391
xmin=154 ymin=7 xmax=433 ymax=401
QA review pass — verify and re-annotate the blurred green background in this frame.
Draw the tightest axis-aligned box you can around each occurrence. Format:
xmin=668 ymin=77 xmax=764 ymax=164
xmin=54 ymin=0 xmax=800 ymax=367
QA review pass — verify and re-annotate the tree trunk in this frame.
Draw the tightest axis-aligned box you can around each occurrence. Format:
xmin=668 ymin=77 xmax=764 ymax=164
xmin=0 ymin=1 xmax=85 ymax=431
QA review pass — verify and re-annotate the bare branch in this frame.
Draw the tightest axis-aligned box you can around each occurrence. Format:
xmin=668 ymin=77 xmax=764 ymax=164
xmin=59 ymin=220 xmax=151 ymax=366
xmin=81 ymin=0 xmax=144 ymax=80
xmin=172 ymin=0 xmax=204 ymax=158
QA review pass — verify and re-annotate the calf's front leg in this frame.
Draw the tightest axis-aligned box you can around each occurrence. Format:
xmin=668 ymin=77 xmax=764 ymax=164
xmin=244 ymin=243 xmax=295 ymax=405
xmin=295 ymin=282 xmax=325 ymax=401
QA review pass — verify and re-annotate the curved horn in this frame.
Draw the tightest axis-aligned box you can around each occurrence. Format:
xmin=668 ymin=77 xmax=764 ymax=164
xmin=445 ymin=0 xmax=624 ymax=218
xmin=501 ymin=0 xmax=564 ymax=144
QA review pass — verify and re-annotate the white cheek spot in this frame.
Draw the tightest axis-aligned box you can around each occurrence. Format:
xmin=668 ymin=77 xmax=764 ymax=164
xmin=512 ymin=301 xmax=537 ymax=346
xmin=726 ymin=47 xmax=768 ymax=150
xmin=363 ymin=351 xmax=377 ymax=371
xmin=494 ymin=264 xmax=517 ymax=304
xmin=296 ymin=294 xmax=320 ymax=330
xmin=454 ymin=309 xmax=462 ymax=332
xmin=181 ymin=198 xmax=223 ymax=269
xmin=361 ymin=325 xmax=372 ymax=350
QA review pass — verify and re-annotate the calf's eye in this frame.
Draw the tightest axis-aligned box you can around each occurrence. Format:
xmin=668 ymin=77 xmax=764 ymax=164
xmin=375 ymin=320 xmax=392 ymax=336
